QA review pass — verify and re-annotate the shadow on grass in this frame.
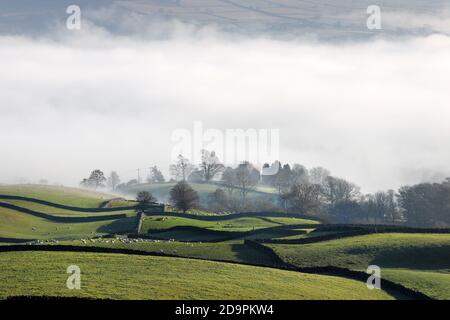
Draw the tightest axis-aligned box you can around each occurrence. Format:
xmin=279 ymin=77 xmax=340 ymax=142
xmin=230 ymin=242 xmax=278 ymax=267
xmin=368 ymin=245 xmax=450 ymax=270
xmin=96 ymin=217 xmax=138 ymax=235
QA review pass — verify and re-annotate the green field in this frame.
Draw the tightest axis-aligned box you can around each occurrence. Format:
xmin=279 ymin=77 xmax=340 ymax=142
xmin=41 ymin=239 xmax=277 ymax=266
xmin=0 ymin=199 xmax=134 ymax=217
xmin=382 ymin=269 xmax=450 ymax=300
xmin=272 ymin=229 xmax=340 ymax=240
xmin=0 ymin=207 xmax=137 ymax=240
xmin=0 ymin=185 xmax=117 ymax=208
xmin=124 ymin=182 xmax=277 ymax=204
xmin=0 ymin=251 xmax=394 ymax=300
xmin=0 ymin=184 xmax=448 ymax=300
xmin=267 ymin=233 xmax=450 ymax=299
xmin=142 ymin=215 xmax=319 ymax=233
xmin=0 ymin=185 xmax=137 ymax=240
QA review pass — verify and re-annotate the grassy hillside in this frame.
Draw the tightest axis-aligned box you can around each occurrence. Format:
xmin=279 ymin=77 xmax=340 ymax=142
xmin=142 ymin=215 xmax=319 ymax=233
xmin=0 ymin=251 xmax=394 ymax=300
xmin=124 ymin=182 xmax=277 ymax=204
xmin=0 ymin=184 xmax=138 ymax=241
xmin=267 ymin=233 xmax=450 ymax=299
xmin=273 ymin=228 xmax=340 ymax=240
xmin=268 ymin=233 xmax=450 ymax=269
xmin=140 ymin=213 xmax=320 ymax=241
xmin=0 ymin=184 xmax=118 ymax=207
xmin=0 ymin=183 xmax=447 ymax=300
xmin=40 ymin=239 xmax=277 ymax=266
xmin=382 ymin=269 xmax=450 ymax=300
xmin=0 ymin=207 xmax=137 ymax=240
xmin=0 ymin=200 xmax=134 ymax=217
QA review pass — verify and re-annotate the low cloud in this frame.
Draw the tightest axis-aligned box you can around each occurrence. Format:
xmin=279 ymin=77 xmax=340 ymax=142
xmin=0 ymin=24 xmax=449 ymax=192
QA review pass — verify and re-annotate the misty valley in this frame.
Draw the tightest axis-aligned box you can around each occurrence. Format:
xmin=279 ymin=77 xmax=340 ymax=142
xmin=0 ymin=0 xmax=449 ymax=311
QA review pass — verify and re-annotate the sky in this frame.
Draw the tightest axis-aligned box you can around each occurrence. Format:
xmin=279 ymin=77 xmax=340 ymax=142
xmin=0 ymin=2 xmax=449 ymax=193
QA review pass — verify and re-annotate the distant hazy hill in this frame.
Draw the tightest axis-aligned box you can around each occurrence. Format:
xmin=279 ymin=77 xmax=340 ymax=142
xmin=0 ymin=0 xmax=448 ymax=38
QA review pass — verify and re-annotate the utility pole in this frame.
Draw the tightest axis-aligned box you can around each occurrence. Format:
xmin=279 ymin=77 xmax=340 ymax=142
xmin=137 ymin=168 xmax=141 ymax=184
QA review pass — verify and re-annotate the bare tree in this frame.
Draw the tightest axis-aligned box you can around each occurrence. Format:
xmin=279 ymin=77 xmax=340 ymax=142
xmin=207 ymin=188 xmax=229 ymax=213
xmin=221 ymin=166 xmax=238 ymax=196
xmin=80 ymin=169 xmax=106 ymax=189
xmin=136 ymin=191 xmax=157 ymax=205
xmin=309 ymin=167 xmax=331 ymax=186
xmin=284 ymin=183 xmax=322 ymax=214
xmin=322 ymin=176 xmax=360 ymax=206
xmin=398 ymin=181 xmax=450 ymax=228
xmin=199 ymin=150 xmax=224 ymax=182
xmin=170 ymin=155 xmax=194 ymax=181
xmin=169 ymin=181 xmax=200 ymax=213
xmin=235 ymin=162 xmax=260 ymax=202
xmin=147 ymin=166 xmax=165 ymax=183
xmin=385 ymin=190 xmax=401 ymax=224
xmin=107 ymin=171 xmax=121 ymax=190
xmin=372 ymin=190 xmax=399 ymax=224
xmin=291 ymin=164 xmax=309 ymax=185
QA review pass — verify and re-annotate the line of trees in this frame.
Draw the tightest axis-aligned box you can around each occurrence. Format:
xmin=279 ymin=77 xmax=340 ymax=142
xmin=398 ymin=179 xmax=450 ymax=228
xmin=80 ymin=166 xmax=166 ymax=193
xmin=79 ymin=155 xmax=450 ymax=227
xmin=169 ymin=150 xmax=225 ymax=183
xmin=205 ymin=159 xmax=449 ymax=227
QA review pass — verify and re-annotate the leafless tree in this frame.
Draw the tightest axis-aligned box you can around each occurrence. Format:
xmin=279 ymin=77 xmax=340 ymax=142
xmin=136 ymin=191 xmax=157 ymax=205
xmin=322 ymin=176 xmax=360 ymax=206
xmin=147 ymin=166 xmax=165 ymax=183
xmin=169 ymin=181 xmax=200 ymax=213
xmin=170 ymin=155 xmax=194 ymax=181
xmin=199 ymin=150 xmax=224 ymax=182
xmin=107 ymin=171 xmax=121 ymax=190
xmin=80 ymin=169 xmax=106 ymax=189
xmin=221 ymin=166 xmax=238 ymax=196
xmin=235 ymin=162 xmax=260 ymax=202
xmin=291 ymin=164 xmax=309 ymax=185
xmin=284 ymin=183 xmax=322 ymax=214
xmin=309 ymin=167 xmax=331 ymax=186
xmin=207 ymin=188 xmax=229 ymax=213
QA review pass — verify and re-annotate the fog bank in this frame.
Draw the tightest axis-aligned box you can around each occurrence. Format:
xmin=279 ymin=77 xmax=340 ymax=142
xmin=0 ymin=26 xmax=449 ymax=192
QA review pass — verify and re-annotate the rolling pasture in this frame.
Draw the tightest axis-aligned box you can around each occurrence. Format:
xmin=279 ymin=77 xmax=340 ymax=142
xmin=123 ymin=182 xmax=277 ymax=205
xmin=0 ymin=185 xmax=137 ymax=241
xmin=33 ymin=239 xmax=278 ymax=266
xmin=0 ymin=251 xmax=393 ymax=300
xmin=140 ymin=214 xmax=319 ymax=241
xmin=267 ymin=233 xmax=450 ymax=299
xmin=0 ymin=184 xmax=448 ymax=300
xmin=0 ymin=207 xmax=136 ymax=240
xmin=142 ymin=215 xmax=319 ymax=232
xmin=0 ymin=185 xmax=117 ymax=207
